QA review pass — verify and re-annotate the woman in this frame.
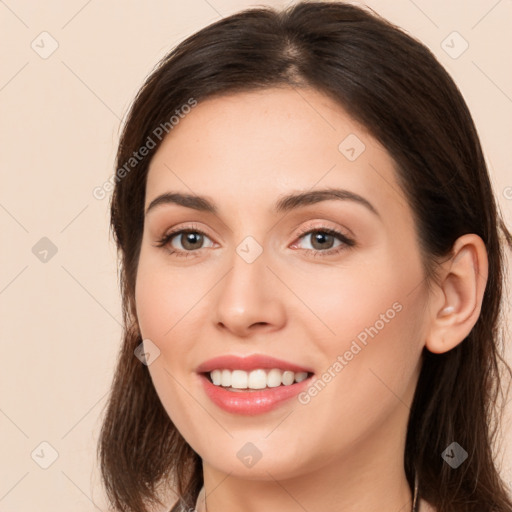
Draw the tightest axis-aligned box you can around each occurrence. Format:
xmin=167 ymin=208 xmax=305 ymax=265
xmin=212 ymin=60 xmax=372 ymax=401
xmin=98 ymin=2 xmax=512 ymax=511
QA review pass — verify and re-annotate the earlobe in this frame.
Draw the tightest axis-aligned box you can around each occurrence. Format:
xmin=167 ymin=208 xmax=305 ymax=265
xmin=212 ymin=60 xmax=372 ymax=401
xmin=424 ymin=234 xmax=488 ymax=355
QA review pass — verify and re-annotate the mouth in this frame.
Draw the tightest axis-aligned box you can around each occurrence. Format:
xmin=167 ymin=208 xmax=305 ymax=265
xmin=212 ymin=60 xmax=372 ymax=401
xmin=196 ymin=354 xmax=315 ymax=414
xmin=202 ymin=368 xmax=313 ymax=391
xmin=197 ymin=367 xmax=314 ymax=415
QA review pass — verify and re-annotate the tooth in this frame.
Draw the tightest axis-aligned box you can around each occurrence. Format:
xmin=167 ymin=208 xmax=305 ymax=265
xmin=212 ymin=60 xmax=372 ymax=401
xmin=267 ymin=369 xmax=282 ymax=387
xmin=248 ymin=369 xmax=267 ymax=389
xmin=295 ymin=372 xmax=308 ymax=383
xmin=211 ymin=369 xmax=222 ymax=385
xmin=209 ymin=368 xmax=310 ymax=389
xmin=221 ymin=369 xmax=231 ymax=387
xmin=231 ymin=370 xmax=248 ymax=389
xmin=282 ymin=371 xmax=294 ymax=386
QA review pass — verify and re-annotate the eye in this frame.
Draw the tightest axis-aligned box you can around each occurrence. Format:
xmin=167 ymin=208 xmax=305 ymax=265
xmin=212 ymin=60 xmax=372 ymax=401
xmin=154 ymin=223 xmax=214 ymax=257
xmin=154 ymin=223 xmax=355 ymax=258
xmin=291 ymin=226 xmax=355 ymax=257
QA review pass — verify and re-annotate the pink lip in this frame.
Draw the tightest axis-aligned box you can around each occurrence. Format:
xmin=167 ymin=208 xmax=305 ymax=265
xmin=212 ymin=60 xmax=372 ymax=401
xmin=196 ymin=354 xmax=314 ymax=415
xmin=196 ymin=354 xmax=313 ymax=374
xmin=198 ymin=373 xmax=313 ymax=415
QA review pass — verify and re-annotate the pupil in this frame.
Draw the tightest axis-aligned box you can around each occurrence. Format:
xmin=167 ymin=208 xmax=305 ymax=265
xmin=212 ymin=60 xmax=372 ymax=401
xmin=183 ymin=232 xmax=202 ymax=250
xmin=312 ymin=232 xmax=333 ymax=250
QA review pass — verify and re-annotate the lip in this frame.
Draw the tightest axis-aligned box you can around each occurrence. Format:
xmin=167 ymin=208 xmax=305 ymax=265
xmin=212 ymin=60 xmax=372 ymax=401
xmin=198 ymin=373 xmax=313 ymax=415
xmin=196 ymin=354 xmax=313 ymax=374
xmin=196 ymin=354 xmax=314 ymax=415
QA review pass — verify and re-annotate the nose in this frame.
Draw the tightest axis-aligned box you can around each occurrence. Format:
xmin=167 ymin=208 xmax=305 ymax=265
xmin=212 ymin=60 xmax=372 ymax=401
xmin=213 ymin=247 xmax=287 ymax=338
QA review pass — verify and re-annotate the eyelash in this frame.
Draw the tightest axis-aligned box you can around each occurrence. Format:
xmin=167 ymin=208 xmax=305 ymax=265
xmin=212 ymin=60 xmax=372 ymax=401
xmin=153 ymin=223 xmax=355 ymax=259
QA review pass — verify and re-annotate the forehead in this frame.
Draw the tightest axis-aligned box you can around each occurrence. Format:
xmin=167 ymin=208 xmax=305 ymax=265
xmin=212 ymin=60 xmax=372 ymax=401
xmin=145 ymin=87 xmax=407 ymax=220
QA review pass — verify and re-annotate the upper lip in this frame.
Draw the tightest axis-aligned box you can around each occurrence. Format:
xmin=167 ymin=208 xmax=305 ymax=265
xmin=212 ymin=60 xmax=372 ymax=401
xmin=196 ymin=354 xmax=313 ymax=374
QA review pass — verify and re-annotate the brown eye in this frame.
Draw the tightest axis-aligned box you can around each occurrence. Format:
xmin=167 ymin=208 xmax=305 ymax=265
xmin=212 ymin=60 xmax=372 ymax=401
xmin=307 ymin=231 xmax=337 ymax=250
xmin=154 ymin=226 xmax=215 ymax=256
xmin=293 ymin=227 xmax=355 ymax=256
xmin=175 ymin=231 xmax=205 ymax=251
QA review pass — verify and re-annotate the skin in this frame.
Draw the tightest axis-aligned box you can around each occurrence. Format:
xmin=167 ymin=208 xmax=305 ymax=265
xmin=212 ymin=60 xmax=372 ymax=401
xmin=135 ymin=87 xmax=488 ymax=512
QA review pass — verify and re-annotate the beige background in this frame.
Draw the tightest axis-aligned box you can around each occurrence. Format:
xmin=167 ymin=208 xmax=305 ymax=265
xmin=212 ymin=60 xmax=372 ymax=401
xmin=1 ymin=0 xmax=511 ymax=510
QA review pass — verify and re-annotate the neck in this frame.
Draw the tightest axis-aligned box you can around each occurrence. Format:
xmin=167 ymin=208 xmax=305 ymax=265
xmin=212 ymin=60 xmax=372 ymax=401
xmin=201 ymin=463 xmax=414 ymax=512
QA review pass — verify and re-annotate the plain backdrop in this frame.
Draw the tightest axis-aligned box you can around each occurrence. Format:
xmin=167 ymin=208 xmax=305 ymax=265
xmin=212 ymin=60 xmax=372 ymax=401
xmin=1 ymin=0 xmax=511 ymax=510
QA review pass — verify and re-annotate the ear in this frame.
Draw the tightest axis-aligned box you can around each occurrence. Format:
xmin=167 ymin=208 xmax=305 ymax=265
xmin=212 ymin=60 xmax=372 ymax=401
xmin=424 ymin=234 xmax=488 ymax=354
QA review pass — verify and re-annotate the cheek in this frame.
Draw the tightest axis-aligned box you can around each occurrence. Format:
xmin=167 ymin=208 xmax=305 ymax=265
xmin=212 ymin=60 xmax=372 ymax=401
xmin=135 ymin=264 xmax=200 ymax=388
xmin=135 ymin=263 xmax=206 ymax=444
xmin=290 ymin=246 xmax=425 ymax=351
xmin=291 ymin=289 xmax=425 ymax=463
xmin=135 ymin=274 xmax=168 ymax=338
xmin=135 ymin=248 xmax=197 ymax=342
xmin=296 ymin=247 xmax=426 ymax=407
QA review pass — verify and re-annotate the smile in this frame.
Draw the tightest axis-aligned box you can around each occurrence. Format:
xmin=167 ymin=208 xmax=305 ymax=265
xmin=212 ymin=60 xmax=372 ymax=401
xmin=207 ymin=368 xmax=309 ymax=390
xmin=196 ymin=354 xmax=315 ymax=415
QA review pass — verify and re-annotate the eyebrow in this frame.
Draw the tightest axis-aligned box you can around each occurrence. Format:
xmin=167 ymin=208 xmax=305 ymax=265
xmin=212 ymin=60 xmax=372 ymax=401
xmin=145 ymin=188 xmax=380 ymax=218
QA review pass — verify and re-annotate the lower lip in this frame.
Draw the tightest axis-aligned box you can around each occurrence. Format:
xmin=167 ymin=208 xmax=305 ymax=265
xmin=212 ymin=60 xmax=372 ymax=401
xmin=199 ymin=373 xmax=313 ymax=415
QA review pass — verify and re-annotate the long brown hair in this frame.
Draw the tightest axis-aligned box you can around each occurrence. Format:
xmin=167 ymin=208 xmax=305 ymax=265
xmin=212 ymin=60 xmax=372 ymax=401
xmin=98 ymin=2 xmax=512 ymax=511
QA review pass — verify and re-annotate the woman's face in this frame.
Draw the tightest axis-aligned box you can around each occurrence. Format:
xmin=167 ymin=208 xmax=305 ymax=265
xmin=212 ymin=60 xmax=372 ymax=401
xmin=135 ymin=87 xmax=431 ymax=480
